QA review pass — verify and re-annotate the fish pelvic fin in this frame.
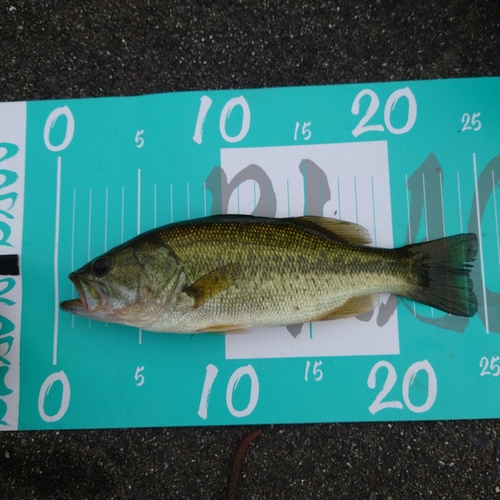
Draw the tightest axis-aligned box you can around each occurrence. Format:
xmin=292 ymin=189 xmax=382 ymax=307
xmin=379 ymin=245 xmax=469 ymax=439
xmin=289 ymin=216 xmax=372 ymax=245
xmin=316 ymin=294 xmax=377 ymax=321
xmin=183 ymin=263 xmax=240 ymax=308
xmin=401 ymin=233 xmax=478 ymax=317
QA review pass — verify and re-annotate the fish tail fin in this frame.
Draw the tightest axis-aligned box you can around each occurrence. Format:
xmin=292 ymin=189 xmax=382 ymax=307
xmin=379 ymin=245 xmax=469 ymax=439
xmin=401 ymin=233 xmax=478 ymax=317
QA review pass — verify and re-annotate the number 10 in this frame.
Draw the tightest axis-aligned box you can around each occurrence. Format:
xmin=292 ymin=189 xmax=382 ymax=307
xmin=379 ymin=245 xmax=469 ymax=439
xmin=193 ymin=96 xmax=251 ymax=144
xmin=197 ymin=363 xmax=259 ymax=420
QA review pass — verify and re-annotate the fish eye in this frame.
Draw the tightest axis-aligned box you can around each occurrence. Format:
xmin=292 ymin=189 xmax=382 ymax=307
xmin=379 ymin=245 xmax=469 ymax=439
xmin=91 ymin=258 xmax=110 ymax=277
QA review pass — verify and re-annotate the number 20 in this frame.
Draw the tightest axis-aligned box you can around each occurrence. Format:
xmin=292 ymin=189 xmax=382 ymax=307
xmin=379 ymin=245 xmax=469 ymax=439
xmin=351 ymin=87 xmax=417 ymax=137
xmin=367 ymin=360 xmax=437 ymax=415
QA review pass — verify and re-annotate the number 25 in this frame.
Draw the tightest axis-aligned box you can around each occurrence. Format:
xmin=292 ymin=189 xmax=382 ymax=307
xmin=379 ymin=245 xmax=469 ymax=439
xmin=461 ymin=113 xmax=481 ymax=132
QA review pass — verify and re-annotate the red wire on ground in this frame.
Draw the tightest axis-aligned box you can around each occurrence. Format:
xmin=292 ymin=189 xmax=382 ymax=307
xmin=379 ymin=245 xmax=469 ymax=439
xmin=225 ymin=429 xmax=262 ymax=500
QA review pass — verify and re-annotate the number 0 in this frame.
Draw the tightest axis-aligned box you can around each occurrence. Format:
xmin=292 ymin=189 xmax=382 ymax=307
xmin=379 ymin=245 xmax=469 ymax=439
xmin=402 ymin=360 xmax=437 ymax=413
xmin=219 ymin=97 xmax=251 ymax=143
xmin=384 ymin=87 xmax=417 ymax=135
xmin=38 ymin=371 xmax=71 ymax=423
xmin=226 ymin=365 xmax=259 ymax=418
xmin=43 ymin=106 xmax=75 ymax=152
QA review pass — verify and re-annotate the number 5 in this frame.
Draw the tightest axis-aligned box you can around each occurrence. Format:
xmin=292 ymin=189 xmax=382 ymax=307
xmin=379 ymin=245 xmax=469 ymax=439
xmin=135 ymin=130 xmax=145 ymax=148
xmin=135 ymin=366 xmax=145 ymax=386
xmin=490 ymin=356 xmax=500 ymax=376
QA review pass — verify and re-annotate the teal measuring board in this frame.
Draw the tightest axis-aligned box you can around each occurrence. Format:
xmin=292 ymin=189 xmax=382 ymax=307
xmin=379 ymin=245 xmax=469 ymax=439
xmin=0 ymin=77 xmax=499 ymax=430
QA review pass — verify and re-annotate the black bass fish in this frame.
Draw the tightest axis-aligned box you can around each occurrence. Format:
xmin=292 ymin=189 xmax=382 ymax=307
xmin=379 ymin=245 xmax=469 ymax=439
xmin=60 ymin=215 xmax=478 ymax=332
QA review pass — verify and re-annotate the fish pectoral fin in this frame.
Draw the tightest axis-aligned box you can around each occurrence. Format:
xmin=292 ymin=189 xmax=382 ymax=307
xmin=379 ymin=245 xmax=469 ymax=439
xmin=183 ymin=263 xmax=240 ymax=309
xmin=316 ymin=294 xmax=377 ymax=321
xmin=289 ymin=216 xmax=372 ymax=245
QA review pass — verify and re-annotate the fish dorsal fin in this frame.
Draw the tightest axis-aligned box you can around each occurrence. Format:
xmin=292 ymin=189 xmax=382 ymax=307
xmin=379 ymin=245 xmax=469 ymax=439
xmin=290 ymin=216 xmax=372 ymax=245
xmin=316 ymin=294 xmax=377 ymax=321
xmin=183 ymin=263 xmax=240 ymax=308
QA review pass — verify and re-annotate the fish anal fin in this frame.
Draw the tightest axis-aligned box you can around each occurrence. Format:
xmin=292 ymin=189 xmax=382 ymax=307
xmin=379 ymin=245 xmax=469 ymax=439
xmin=197 ymin=324 xmax=250 ymax=334
xmin=316 ymin=294 xmax=377 ymax=321
xmin=184 ymin=263 xmax=240 ymax=309
xmin=290 ymin=216 xmax=372 ymax=245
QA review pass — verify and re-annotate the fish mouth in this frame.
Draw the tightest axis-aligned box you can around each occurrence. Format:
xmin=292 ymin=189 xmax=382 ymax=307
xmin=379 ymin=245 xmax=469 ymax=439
xmin=60 ymin=273 xmax=106 ymax=316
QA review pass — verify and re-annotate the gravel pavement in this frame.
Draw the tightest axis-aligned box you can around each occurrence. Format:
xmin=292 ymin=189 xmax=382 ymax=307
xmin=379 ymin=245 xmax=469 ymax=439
xmin=1 ymin=1 xmax=499 ymax=498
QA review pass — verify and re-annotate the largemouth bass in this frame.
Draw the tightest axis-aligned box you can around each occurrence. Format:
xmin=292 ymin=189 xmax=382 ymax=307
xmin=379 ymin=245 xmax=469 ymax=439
xmin=60 ymin=215 xmax=478 ymax=333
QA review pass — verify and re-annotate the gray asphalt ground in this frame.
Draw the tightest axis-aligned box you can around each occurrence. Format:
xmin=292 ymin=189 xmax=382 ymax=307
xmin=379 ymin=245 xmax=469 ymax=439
xmin=1 ymin=1 xmax=500 ymax=498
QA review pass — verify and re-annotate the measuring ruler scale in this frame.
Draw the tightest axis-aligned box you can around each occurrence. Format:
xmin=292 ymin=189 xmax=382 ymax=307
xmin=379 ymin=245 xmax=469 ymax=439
xmin=0 ymin=77 xmax=498 ymax=430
